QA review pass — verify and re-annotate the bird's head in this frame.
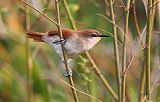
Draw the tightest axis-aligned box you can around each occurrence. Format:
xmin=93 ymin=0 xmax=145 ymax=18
xmin=77 ymin=29 xmax=110 ymax=50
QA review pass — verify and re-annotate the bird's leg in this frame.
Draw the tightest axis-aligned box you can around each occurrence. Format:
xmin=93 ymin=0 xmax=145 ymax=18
xmin=64 ymin=68 xmax=72 ymax=77
xmin=52 ymin=39 xmax=66 ymax=45
xmin=60 ymin=58 xmax=73 ymax=77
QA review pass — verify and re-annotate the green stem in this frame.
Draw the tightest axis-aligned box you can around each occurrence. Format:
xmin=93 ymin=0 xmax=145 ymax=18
xmin=146 ymin=0 xmax=155 ymax=100
xmin=139 ymin=63 xmax=146 ymax=102
xmin=122 ymin=0 xmax=131 ymax=102
xmin=109 ymin=0 xmax=121 ymax=101
xmin=62 ymin=0 xmax=118 ymax=100
xmin=25 ymin=1 xmax=33 ymax=102
xmin=87 ymin=70 xmax=96 ymax=102
xmin=63 ymin=0 xmax=77 ymax=30
xmin=54 ymin=0 xmax=79 ymax=102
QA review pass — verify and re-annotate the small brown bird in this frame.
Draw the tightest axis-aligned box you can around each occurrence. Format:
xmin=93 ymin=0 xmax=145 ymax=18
xmin=26 ymin=29 xmax=109 ymax=76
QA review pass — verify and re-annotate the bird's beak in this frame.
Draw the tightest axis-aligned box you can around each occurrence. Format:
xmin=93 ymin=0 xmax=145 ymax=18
xmin=96 ymin=34 xmax=110 ymax=37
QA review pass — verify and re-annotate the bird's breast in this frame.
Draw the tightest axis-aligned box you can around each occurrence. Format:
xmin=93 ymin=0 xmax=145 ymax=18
xmin=64 ymin=34 xmax=85 ymax=55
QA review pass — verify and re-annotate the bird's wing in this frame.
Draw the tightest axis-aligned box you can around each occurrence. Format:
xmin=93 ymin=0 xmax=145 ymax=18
xmin=48 ymin=29 xmax=75 ymax=39
xmin=26 ymin=29 xmax=75 ymax=41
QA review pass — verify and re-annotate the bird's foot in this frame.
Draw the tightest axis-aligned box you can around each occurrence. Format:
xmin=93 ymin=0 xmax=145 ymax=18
xmin=52 ymin=39 xmax=66 ymax=45
xmin=64 ymin=70 xmax=72 ymax=77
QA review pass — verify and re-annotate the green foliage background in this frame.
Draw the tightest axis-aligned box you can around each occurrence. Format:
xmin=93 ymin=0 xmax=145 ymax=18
xmin=0 ymin=0 xmax=160 ymax=102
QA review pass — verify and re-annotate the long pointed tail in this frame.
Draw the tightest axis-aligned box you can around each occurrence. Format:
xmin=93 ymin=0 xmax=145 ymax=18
xmin=26 ymin=32 xmax=44 ymax=42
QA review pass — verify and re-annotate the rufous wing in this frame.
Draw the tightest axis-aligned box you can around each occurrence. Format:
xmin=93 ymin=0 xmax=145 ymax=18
xmin=26 ymin=29 xmax=75 ymax=42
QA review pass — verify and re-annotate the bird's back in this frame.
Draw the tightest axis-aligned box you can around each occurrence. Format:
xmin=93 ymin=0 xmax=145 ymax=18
xmin=26 ymin=29 xmax=75 ymax=41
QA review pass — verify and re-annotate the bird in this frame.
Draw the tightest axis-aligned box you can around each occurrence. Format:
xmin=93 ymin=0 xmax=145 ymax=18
xmin=26 ymin=29 xmax=109 ymax=76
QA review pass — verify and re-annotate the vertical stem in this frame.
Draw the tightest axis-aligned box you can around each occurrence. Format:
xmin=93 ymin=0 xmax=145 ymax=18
xmin=87 ymin=71 xmax=96 ymax=102
xmin=139 ymin=63 xmax=146 ymax=102
xmin=25 ymin=1 xmax=33 ymax=102
xmin=122 ymin=0 xmax=131 ymax=102
xmin=109 ymin=0 xmax=121 ymax=101
xmin=146 ymin=0 xmax=155 ymax=100
xmin=63 ymin=0 xmax=77 ymax=30
xmin=54 ymin=0 xmax=79 ymax=102
xmin=62 ymin=0 xmax=118 ymax=100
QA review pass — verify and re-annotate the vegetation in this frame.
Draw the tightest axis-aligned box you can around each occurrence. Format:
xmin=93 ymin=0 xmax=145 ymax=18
xmin=0 ymin=0 xmax=160 ymax=102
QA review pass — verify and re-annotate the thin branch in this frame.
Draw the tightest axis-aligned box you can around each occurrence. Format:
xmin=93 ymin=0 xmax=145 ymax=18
xmin=62 ymin=0 xmax=77 ymax=30
xmin=54 ymin=0 xmax=79 ymax=102
xmin=30 ymin=1 xmax=51 ymax=60
xmin=121 ymin=0 xmax=131 ymax=102
xmin=60 ymin=79 xmax=102 ymax=102
xmin=19 ymin=0 xmax=59 ymax=27
xmin=116 ymin=1 xmax=135 ymax=24
xmin=123 ymin=57 xmax=134 ymax=77
xmin=146 ymin=0 xmax=155 ymax=100
xmin=30 ymin=0 xmax=50 ymax=29
xmin=151 ymin=0 xmax=160 ymax=8
xmin=62 ymin=0 xmax=118 ymax=100
xmin=104 ymin=0 xmax=109 ymax=6
xmin=109 ymin=0 xmax=121 ymax=101
xmin=133 ymin=1 xmax=141 ymax=36
xmin=75 ymin=21 xmax=114 ymax=36
xmin=96 ymin=13 xmax=124 ymax=35
xmin=119 ymin=0 xmax=127 ymax=11
xmin=139 ymin=63 xmax=146 ymax=102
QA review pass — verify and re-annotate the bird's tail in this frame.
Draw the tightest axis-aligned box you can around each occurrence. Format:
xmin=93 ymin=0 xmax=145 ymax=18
xmin=26 ymin=32 xmax=44 ymax=42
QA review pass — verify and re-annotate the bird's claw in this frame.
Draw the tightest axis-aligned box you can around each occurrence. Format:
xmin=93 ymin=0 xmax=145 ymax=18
xmin=64 ymin=70 xmax=72 ymax=77
xmin=52 ymin=39 xmax=66 ymax=45
xmin=59 ymin=39 xmax=66 ymax=44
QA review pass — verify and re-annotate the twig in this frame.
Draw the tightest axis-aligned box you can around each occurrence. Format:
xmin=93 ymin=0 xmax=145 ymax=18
xmin=60 ymin=79 xmax=102 ymax=102
xmin=123 ymin=57 xmax=134 ymax=77
xmin=54 ymin=0 xmax=79 ymax=102
xmin=62 ymin=0 xmax=77 ymax=30
xmin=119 ymin=0 xmax=127 ymax=11
xmin=133 ymin=1 xmax=141 ymax=36
xmin=139 ymin=63 xmax=146 ymax=102
xmin=116 ymin=1 xmax=134 ymax=24
xmin=30 ymin=0 xmax=50 ymax=29
xmin=96 ymin=13 xmax=124 ymax=35
xmin=62 ymin=0 xmax=118 ymax=100
xmin=96 ymin=13 xmax=124 ymax=47
xmin=146 ymin=0 xmax=155 ymax=100
xmin=121 ymin=0 xmax=131 ymax=102
xmin=109 ymin=0 xmax=121 ymax=101
xmin=30 ymin=1 xmax=50 ymax=60
xmin=150 ymin=0 xmax=160 ymax=8
xmin=19 ymin=0 xmax=59 ymax=27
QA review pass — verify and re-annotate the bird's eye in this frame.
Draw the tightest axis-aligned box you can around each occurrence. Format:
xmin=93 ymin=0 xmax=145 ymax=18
xmin=89 ymin=32 xmax=97 ymax=37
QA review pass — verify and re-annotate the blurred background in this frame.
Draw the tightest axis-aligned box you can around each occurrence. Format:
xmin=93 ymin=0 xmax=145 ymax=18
xmin=0 ymin=0 xmax=160 ymax=102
